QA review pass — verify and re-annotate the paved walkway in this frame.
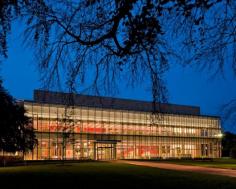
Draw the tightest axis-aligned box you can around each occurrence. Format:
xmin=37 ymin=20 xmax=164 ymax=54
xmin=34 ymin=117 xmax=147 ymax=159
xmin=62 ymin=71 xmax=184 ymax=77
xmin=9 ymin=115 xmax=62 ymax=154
xmin=119 ymin=160 xmax=236 ymax=178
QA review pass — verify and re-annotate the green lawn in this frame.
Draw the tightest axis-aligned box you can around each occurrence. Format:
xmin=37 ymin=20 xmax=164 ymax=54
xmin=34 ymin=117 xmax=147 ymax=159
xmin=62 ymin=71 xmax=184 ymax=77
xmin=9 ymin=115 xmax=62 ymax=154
xmin=162 ymin=158 xmax=236 ymax=169
xmin=0 ymin=162 xmax=236 ymax=189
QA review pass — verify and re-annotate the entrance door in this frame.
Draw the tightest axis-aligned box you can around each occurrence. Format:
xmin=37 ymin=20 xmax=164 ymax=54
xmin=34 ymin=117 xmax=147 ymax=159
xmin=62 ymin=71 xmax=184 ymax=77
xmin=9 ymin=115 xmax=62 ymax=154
xmin=95 ymin=143 xmax=116 ymax=160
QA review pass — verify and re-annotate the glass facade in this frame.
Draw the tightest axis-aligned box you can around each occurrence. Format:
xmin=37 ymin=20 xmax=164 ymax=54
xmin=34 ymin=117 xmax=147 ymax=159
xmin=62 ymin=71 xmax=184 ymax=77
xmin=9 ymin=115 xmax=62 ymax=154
xmin=23 ymin=101 xmax=222 ymax=160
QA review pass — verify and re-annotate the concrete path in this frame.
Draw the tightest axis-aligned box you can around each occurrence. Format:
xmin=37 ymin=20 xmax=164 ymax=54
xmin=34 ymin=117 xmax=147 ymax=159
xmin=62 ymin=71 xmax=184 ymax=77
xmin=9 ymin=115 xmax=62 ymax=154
xmin=119 ymin=160 xmax=236 ymax=178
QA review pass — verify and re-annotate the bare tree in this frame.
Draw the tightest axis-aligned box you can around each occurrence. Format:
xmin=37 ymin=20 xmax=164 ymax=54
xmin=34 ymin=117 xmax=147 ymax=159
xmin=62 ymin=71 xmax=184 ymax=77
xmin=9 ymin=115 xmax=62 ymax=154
xmin=221 ymin=100 xmax=236 ymax=131
xmin=0 ymin=0 xmax=235 ymax=106
xmin=59 ymin=106 xmax=73 ymax=160
xmin=58 ymin=91 xmax=76 ymax=160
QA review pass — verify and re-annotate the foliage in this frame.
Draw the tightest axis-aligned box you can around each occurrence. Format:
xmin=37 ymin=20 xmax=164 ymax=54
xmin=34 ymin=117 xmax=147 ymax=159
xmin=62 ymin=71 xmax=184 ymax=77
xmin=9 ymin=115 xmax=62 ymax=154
xmin=0 ymin=155 xmax=24 ymax=166
xmin=230 ymin=147 xmax=236 ymax=159
xmin=0 ymin=79 xmax=36 ymax=153
xmin=0 ymin=0 xmax=235 ymax=104
xmin=222 ymin=132 xmax=236 ymax=157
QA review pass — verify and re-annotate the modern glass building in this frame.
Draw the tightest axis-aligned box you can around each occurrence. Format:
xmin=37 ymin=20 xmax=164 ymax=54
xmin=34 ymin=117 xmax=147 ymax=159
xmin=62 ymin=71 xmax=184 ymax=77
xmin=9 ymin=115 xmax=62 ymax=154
xmin=23 ymin=90 xmax=222 ymax=160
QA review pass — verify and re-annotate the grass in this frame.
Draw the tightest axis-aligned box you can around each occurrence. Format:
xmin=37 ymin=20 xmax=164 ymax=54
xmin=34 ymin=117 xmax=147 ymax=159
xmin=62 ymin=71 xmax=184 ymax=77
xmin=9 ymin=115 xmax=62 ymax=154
xmin=161 ymin=158 xmax=236 ymax=169
xmin=0 ymin=162 xmax=236 ymax=189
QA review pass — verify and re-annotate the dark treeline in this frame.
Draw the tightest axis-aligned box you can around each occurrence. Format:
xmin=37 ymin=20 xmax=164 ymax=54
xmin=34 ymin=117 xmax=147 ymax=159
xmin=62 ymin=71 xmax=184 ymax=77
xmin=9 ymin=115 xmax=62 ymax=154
xmin=222 ymin=132 xmax=236 ymax=158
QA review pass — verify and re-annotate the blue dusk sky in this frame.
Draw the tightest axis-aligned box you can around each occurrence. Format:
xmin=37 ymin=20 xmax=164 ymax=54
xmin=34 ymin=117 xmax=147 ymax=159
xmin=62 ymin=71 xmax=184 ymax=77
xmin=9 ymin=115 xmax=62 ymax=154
xmin=1 ymin=23 xmax=236 ymax=133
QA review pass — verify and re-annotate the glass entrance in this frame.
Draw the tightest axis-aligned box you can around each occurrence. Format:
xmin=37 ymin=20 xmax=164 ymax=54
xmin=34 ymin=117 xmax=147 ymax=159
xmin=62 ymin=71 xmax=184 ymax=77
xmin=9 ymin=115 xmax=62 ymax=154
xmin=95 ymin=143 xmax=116 ymax=160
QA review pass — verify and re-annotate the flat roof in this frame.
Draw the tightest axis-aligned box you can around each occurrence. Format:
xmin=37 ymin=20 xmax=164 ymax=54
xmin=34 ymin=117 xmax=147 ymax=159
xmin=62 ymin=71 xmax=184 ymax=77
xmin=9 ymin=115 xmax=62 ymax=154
xmin=31 ymin=89 xmax=201 ymax=116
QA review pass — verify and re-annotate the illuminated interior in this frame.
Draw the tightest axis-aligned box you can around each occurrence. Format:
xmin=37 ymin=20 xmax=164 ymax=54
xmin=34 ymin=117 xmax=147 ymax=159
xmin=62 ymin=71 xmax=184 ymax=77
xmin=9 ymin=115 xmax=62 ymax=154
xmin=23 ymin=90 xmax=222 ymax=160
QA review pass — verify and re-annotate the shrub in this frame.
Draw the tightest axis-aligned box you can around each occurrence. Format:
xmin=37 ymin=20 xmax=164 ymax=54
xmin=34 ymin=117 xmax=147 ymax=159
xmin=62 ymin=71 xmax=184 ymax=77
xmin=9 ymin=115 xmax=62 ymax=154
xmin=0 ymin=155 xmax=23 ymax=166
xmin=230 ymin=147 xmax=236 ymax=159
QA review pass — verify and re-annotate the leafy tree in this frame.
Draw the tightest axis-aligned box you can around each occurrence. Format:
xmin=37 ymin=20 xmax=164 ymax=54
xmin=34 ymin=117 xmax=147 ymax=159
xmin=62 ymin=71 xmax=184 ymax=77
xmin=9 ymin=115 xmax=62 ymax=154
xmin=0 ymin=0 xmax=235 ymax=105
xmin=230 ymin=147 xmax=236 ymax=159
xmin=0 ymin=79 xmax=36 ymax=153
xmin=222 ymin=132 xmax=236 ymax=157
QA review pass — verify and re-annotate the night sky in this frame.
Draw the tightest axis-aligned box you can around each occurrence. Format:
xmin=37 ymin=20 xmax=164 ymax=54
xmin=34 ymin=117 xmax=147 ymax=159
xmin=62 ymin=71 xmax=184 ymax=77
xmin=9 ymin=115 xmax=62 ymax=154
xmin=1 ymin=24 xmax=236 ymax=133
